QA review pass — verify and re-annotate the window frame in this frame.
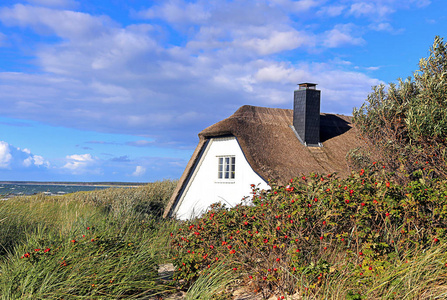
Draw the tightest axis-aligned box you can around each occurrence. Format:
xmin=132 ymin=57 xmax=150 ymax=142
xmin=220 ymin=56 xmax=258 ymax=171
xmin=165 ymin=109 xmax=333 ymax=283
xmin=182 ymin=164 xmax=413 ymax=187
xmin=217 ymin=155 xmax=236 ymax=180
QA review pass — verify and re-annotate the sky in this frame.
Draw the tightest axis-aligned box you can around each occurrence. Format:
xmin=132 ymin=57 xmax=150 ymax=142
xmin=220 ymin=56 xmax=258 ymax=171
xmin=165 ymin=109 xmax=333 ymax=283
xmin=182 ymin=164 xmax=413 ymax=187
xmin=0 ymin=0 xmax=445 ymax=182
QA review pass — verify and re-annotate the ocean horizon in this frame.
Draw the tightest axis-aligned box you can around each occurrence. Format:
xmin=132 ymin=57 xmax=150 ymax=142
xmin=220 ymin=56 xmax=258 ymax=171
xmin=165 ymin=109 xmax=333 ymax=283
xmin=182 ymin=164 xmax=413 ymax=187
xmin=0 ymin=182 xmax=141 ymax=199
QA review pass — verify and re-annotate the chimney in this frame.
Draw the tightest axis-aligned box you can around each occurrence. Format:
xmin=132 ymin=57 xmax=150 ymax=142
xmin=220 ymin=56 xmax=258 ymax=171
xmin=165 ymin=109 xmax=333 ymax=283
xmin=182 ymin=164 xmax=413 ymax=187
xmin=291 ymin=83 xmax=322 ymax=147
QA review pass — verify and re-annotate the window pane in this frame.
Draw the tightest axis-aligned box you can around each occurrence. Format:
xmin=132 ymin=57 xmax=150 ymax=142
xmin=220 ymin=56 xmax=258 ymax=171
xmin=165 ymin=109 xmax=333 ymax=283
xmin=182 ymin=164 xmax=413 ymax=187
xmin=217 ymin=156 xmax=236 ymax=180
xmin=218 ymin=158 xmax=223 ymax=178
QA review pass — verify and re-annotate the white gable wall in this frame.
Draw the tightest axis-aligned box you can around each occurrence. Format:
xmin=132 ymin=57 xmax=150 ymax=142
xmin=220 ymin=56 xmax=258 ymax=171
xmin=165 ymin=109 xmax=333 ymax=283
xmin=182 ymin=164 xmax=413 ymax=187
xmin=174 ymin=136 xmax=269 ymax=220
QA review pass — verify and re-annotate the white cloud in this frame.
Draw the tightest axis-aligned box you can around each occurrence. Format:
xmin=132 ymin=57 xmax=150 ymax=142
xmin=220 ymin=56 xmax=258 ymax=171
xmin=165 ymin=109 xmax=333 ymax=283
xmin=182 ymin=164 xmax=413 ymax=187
xmin=0 ymin=141 xmax=49 ymax=169
xmin=366 ymin=66 xmax=380 ymax=71
xmin=126 ymin=140 xmax=154 ymax=147
xmin=138 ymin=1 xmax=210 ymax=24
xmin=349 ymin=2 xmax=395 ymax=19
xmin=0 ymin=4 xmax=114 ymax=40
xmin=89 ymin=81 xmax=132 ymax=104
xmin=323 ymin=24 xmax=365 ymax=48
xmin=317 ymin=5 xmax=346 ymax=17
xmin=368 ymin=22 xmax=404 ymax=34
xmin=240 ymin=30 xmax=316 ymax=55
xmin=33 ymin=155 xmax=49 ymax=166
xmin=132 ymin=165 xmax=146 ymax=177
xmin=0 ymin=141 xmax=12 ymax=168
xmin=290 ymin=0 xmax=322 ymax=12
xmin=0 ymin=0 xmax=425 ymax=150
xmin=255 ymin=63 xmax=299 ymax=83
xmin=63 ymin=153 xmax=96 ymax=173
xmin=410 ymin=0 xmax=431 ymax=8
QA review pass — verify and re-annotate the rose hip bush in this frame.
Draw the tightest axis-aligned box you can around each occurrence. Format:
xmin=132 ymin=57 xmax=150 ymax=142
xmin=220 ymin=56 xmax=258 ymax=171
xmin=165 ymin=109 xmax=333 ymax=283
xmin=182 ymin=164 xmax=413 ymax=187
xmin=170 ymin=164 xmax=447 ymax=298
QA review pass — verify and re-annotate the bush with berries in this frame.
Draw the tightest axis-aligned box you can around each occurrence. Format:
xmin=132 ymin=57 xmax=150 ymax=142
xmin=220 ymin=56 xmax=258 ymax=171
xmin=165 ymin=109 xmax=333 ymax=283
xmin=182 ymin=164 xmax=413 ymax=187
xmin=170 ymin=164 xmax=447 ymax=298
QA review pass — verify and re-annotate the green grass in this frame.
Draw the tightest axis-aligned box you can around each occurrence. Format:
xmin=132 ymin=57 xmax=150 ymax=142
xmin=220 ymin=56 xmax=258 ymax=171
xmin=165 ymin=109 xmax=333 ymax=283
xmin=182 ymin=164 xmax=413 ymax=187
xmin=185 ymin=261 xmax=238 ymax=300
xmin=3 ymin=176 xmax=447 ymax=299
xmin=0 ymin=180 xmax=178 ymax=299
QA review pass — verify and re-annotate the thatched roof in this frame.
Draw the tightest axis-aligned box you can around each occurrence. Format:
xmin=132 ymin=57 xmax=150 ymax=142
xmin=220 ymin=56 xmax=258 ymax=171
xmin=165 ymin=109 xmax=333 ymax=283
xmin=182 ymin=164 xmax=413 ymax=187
xmin=163 ymin=105 xmax=364 ymax=218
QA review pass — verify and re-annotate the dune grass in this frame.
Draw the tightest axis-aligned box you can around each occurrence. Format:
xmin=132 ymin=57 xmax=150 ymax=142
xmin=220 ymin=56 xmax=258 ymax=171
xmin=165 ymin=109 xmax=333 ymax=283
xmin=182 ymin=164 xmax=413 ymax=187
xmin=3 ymin=176 xmax=447 ymax=299
xmin=0 ymin=180 xmax=178 ymax=299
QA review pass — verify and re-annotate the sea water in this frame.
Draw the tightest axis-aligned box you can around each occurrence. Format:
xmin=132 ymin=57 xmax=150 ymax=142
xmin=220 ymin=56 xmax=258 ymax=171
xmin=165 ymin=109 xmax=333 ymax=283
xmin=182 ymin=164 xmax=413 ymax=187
xmin=0 ymin=183 xmax=110 ymax=198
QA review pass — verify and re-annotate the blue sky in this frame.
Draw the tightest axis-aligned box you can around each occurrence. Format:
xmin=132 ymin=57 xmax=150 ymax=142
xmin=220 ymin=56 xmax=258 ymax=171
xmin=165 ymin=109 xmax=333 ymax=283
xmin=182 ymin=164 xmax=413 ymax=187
xmin=0 ymin=0 xmax=445 ymax=182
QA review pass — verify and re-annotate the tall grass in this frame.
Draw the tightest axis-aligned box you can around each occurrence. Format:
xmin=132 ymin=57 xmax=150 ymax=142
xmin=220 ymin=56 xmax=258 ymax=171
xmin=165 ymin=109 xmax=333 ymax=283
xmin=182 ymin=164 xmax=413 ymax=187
xmin=4 ymin=177 xmax=447 ymax=299
xmin=0 ymin=180 xmax=178 ymax=299
xmin=185 ymin=261 xmax=239 ymax=300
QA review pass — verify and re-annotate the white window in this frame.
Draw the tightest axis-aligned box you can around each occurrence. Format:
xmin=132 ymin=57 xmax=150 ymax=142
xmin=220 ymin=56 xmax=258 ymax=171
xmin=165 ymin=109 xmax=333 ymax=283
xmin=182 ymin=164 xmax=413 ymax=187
xmin=218 ymin=156 xmax=235 ymax=179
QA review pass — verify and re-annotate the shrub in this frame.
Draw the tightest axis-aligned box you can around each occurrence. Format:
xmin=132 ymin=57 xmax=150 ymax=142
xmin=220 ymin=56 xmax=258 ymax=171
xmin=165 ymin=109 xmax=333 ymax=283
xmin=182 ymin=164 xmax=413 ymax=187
xmin=353 ymin=36 xmax=447 ymax=181
xmin=170 ymin=166 xmax=447 ymax=299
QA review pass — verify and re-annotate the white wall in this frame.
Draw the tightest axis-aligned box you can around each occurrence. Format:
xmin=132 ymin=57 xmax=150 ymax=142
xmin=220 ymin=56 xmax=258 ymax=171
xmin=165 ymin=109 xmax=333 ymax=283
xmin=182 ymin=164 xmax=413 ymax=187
xmin=174 ymin=136 xmax=269 ymax=220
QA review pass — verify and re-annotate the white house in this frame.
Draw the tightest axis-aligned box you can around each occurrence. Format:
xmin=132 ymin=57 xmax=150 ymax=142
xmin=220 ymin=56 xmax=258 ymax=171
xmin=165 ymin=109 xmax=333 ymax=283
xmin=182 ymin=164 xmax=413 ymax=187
xmin=164 ymin=84 xmax=364 ymax=220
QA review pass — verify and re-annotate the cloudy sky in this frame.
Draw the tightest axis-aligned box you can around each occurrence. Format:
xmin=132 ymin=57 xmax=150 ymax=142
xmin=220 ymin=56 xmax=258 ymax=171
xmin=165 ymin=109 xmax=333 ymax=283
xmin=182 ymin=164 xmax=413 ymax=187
xmin=0 ymin=0 xmax=445 ymax=182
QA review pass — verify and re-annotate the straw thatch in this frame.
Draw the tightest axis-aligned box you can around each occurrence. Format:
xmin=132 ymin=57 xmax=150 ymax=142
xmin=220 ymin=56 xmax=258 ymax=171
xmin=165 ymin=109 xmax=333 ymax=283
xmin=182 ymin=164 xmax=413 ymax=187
xmin=164 ymin=105 xmax=364 ymax=218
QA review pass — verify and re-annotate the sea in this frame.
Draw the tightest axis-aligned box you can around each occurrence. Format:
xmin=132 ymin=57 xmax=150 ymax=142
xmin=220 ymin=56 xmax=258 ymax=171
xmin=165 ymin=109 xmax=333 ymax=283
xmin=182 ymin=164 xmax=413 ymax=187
xmin=0 ymin=183 xmax=112 ymax=199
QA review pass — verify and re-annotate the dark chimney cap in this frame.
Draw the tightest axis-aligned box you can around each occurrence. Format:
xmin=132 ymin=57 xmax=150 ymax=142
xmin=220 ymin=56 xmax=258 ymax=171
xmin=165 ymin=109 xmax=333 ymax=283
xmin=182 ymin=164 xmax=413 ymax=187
xmin=298 ymin=83 xmax=317 ymax=90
